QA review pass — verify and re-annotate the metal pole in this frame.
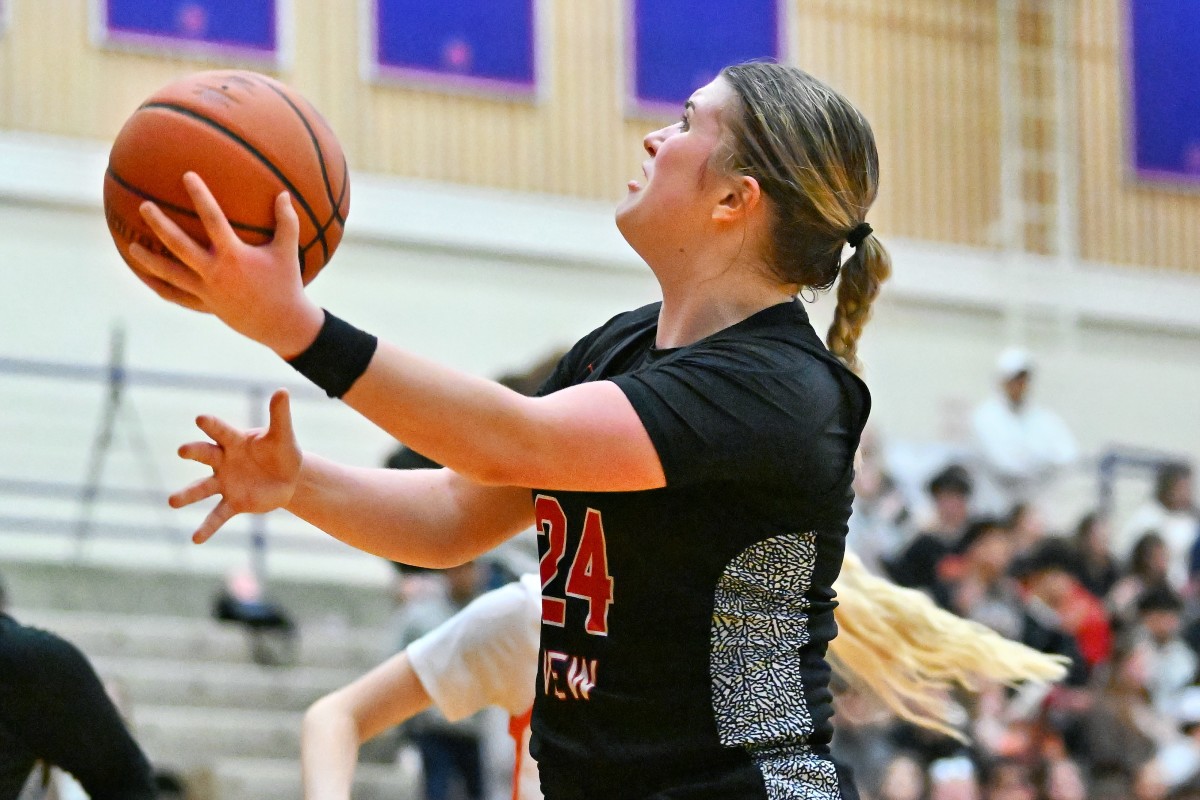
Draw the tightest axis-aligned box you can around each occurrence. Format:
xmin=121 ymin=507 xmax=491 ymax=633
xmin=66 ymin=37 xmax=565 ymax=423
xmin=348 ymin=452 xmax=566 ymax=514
xmin=996 ymin=0 xmax=1026 ymax=346
xmin=247 ymin=386 xmax=269 ymax=587
xmin=1051 ymin=0 xmax=1082 ymax=348
xmin=75 ymin=325 xmax=126 ymax=557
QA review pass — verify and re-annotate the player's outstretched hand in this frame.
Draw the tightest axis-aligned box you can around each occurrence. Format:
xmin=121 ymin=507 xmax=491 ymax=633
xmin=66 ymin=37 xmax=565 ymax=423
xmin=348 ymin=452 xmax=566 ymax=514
xmin=171 ymin=389 xmax=302 ymax=544
xmin=127 ymin=171 xmax=324 ymax=358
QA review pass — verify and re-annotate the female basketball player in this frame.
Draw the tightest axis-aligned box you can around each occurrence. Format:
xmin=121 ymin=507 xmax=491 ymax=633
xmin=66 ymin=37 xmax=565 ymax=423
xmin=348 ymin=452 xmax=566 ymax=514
xmin=129 ymin=63 xmax=1058 ymax=798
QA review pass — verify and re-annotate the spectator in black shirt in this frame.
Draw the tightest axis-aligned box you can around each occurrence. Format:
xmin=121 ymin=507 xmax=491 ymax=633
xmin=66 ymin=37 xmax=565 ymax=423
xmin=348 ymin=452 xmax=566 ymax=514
xmin=0 ymin=576 xmax=156 ymax=800
xmin=887 ymin=464 xmax=973 ymax=595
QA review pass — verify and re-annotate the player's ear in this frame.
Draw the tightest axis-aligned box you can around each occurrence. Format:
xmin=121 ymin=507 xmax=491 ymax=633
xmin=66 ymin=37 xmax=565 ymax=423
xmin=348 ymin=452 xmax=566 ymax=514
xmin=712 ymin=175 xmax=761 ymax=223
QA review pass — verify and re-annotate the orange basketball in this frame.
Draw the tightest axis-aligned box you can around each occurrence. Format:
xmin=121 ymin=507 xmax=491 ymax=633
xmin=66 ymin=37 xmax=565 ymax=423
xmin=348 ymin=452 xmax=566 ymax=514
xmin=104 ymin=70 xmax=350 ymax=287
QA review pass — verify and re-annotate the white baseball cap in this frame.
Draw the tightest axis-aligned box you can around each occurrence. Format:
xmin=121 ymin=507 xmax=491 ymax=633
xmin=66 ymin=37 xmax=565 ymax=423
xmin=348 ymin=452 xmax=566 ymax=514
xmin=996 ymin=347 xmax=1034 ymax=381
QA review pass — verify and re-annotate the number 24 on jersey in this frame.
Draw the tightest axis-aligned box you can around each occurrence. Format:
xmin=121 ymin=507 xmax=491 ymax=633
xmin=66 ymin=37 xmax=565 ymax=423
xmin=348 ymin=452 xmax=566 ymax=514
xmin=535 ymin=494 xmax=615 ymax=636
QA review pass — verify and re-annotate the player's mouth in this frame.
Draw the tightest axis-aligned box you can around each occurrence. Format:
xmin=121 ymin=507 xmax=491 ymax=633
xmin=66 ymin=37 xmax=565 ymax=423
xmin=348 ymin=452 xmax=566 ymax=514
xmin=628 ymin=162 xmax=650 ymax=191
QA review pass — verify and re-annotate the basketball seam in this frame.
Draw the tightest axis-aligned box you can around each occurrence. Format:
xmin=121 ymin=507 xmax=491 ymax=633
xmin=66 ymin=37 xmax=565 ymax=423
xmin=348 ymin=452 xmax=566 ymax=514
xmin=300 ymin=159 xmax=349 ymax=256
xmin=250 ymin=76 xmax=346 ymax=230
xmin=139 ymin=101 xmax=330 ymax=273
xmin=106 ymin=168 xmax=275 ymax=237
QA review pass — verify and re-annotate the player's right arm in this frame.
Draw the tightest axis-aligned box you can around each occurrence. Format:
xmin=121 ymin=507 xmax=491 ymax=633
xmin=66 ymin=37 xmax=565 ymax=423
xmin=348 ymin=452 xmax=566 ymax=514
xmin=130 ymin=175 xmax=668 ymax=499
xmin=301 ymin=652 xmax=432 ymax=800
xmin=170 ymin=389 xmax=534 ymax=558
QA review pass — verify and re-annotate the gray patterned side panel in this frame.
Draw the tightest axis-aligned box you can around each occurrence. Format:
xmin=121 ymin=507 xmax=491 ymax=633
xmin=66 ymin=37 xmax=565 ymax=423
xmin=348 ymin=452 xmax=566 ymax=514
xmin=710 ymin=532 xmax=842 ymax=800
xmin=710 ymin=531 xmax=817 ymax=746
xmin=751 ymin=745 xmax=843 ymax=800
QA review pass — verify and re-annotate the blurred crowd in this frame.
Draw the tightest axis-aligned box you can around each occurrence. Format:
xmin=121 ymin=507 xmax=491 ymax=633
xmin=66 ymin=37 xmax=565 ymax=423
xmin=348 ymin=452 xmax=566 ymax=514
xmin=837 ymin=348 xmax=1200 ymax=800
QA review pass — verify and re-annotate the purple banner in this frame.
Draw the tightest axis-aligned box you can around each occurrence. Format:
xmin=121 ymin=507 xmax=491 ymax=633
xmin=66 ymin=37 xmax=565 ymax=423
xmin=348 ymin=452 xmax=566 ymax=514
xmin=1127 ymin=0 xmax=1200 ymax=185
xmin=97 ymin=0 xmax=279 ymax=61
xmin=370 ymin=0 xmax=538 ymax=97
xmin=627 ymin=0 xmax=784 ymax=115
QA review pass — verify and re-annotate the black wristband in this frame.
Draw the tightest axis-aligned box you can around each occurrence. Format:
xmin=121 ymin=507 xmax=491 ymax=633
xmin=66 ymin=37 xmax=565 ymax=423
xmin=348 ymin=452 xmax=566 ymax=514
xmin=286 ymin=309 xmax=378 ymax=398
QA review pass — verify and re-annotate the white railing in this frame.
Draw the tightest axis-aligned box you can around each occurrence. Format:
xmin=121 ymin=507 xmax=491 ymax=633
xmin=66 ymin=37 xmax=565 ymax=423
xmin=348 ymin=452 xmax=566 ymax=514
xmin=0 ymin=336 xmax=391 ymax=582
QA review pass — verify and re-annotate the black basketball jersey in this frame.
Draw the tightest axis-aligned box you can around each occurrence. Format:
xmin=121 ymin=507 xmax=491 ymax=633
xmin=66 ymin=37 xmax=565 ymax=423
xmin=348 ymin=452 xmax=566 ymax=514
xmin=529 ymin=300 xmax=870 ymax=800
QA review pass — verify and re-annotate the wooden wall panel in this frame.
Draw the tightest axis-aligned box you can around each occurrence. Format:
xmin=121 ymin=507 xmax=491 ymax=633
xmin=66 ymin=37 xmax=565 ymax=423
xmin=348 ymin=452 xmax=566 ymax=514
xmin=0 ymin=0 xmax=1194 ymax=273
xmin=794 ymin=0 xmax=1001 ymax=248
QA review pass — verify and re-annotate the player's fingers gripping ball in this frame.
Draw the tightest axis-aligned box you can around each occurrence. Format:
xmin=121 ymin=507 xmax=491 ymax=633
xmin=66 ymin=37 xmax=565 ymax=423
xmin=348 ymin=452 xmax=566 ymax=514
xmin=104 ymin=70 xmax=350 ymax=286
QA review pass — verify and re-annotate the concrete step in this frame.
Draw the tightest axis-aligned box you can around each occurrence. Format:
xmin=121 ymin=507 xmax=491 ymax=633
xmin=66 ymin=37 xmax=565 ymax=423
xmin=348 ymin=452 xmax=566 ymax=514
xmin=135 ymin=706 xmax=306 ymax=769
xmin=16 ymin=609 xmax=392 ymax=670
xmin=210 ymin=756 xmax=418 ymax=800
xmin=91 ymin=655 xmax=364 ymax=713
xmin=0 ymin=555 xmax=394 ymax=625
xmin=135 ymin=706 xmax=399 ymax=774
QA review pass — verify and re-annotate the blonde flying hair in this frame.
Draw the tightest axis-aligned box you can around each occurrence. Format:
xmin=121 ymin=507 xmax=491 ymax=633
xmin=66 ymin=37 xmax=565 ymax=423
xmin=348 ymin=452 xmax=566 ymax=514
xmin=719 ymin=63 xmax=891 ymax=372
xmin=831 ymin=551 xmax=1068 ymax=740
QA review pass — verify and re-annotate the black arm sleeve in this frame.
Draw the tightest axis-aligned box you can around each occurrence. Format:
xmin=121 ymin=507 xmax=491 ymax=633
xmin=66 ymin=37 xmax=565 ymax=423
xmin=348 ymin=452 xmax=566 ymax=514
xmin=0 ymin=624 xmax=156 ymax=800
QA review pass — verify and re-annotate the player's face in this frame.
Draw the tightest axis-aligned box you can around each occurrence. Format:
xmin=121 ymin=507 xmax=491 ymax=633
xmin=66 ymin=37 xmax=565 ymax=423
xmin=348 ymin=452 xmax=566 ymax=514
xmin=616 ymin=77 xmax=737 ymax=255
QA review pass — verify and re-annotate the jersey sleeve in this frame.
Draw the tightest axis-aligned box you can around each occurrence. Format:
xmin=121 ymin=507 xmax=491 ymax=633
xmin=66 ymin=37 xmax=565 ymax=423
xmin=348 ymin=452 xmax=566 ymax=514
xmin=536 ymin=304 xmax=661 ymax=397
xmin=610 ymin=346 xmax=856 ymax=490
xmin=535 ymin=327 xmax=605 ymax=397
xmin=407 ymin=575 xmax=541 ymax=720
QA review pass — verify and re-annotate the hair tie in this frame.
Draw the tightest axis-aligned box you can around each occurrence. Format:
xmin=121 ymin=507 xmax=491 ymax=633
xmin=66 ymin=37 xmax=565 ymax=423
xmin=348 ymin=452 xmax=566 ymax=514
xmin=846 ymin=222 xmax=873 ymax=249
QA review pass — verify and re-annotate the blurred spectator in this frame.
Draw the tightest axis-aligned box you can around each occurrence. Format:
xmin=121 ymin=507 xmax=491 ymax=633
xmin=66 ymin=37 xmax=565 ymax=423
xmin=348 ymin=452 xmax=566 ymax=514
xmin=830 ymin=685 xmax=901 ymax=796
xmin=848 ymin=427 xmax=912 ymax=575
xmin=1135 ymin=586 xmax=1198 ymax=714
xmin=385 ymin=445 xmax=441 ymax=472
xmin=394 ymin=561 xmax=487 ymax=800
xmin=1065 ymin=512 xmax=1119 ymax=599
xmin=1110 ymin=532 xmax=1173 ymax=632
xmin=1136 ymin=758 xmax=1171 ymax=800
xmin=969 ymin=348 xmax=1078 ymax=516
xmin=212 ymin=565 xmax=297 ymax=666
xmin=1013 ymin=539 xmax=1107 ymax=681
xmin=1152 ymin=685 xmax=1200 ymax=791
xmin=981 ymin=757 xmax=1035 ymax=800
xmin=1004 ymin=504 xmax=1047 ymax=556
xmin=929 ymin=755 xmax=981 ymax=800
xmin=940 ymin=518 xmax=1023 ymax=638
xmin=1087 ymin=766 xmax=1134 ymax=800
xmin=877 ymin=752 xmax=927 ymax=800
xmin=887 ymin=464 xmax=973 ymax=594
xmin=1118 ymin=463 xmax=1198 ymax=590
xmin=1037 ymin=757 xmax=1087 ymax=800
xmin=1081 ymin=639 xmax=1175 ymax=786
xmin=0 ymin=575 xmax=157 ymax=800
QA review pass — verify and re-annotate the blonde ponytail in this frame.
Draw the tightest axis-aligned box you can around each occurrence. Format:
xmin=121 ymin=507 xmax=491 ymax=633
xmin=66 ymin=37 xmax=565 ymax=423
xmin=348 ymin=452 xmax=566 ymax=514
xmin=826 ymin=235 xmax=891 ymax=373
xmin=830 ymin=551 xmax=1069 ymax=740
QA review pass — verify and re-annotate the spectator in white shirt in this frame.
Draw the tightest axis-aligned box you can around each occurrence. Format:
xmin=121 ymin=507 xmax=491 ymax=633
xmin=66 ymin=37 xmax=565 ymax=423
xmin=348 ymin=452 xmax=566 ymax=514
xmin=970 ymin=348 xmax=1078 ymax=516
xmin=1118 ymin=463 xmax=1197 ymax=589
xmin=1135 ymin=585 xmax=1198 ymax=716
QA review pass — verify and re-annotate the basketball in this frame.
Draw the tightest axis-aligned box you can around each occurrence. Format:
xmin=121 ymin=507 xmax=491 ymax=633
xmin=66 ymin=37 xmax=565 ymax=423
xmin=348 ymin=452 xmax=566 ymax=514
xmin=104 ymin=70 xmax=350 ymax=286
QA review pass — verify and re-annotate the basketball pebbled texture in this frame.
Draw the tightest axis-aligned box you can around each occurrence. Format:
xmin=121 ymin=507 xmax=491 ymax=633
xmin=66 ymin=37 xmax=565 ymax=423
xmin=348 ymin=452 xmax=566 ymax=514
xmin=104 ymin=70 xmax=350 ymax=286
